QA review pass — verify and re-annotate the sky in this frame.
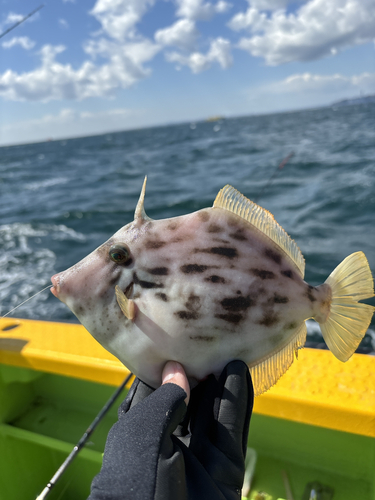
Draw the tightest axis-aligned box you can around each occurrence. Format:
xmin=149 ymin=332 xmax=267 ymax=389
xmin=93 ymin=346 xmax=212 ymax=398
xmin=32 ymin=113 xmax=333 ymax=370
xmin=0 ymin=0 xmax=374 ymax=146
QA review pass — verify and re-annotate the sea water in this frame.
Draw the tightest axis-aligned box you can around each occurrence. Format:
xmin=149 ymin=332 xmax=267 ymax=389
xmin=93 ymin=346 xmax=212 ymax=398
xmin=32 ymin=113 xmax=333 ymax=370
xmin=1 ymin=103 xmax=374 ymax=353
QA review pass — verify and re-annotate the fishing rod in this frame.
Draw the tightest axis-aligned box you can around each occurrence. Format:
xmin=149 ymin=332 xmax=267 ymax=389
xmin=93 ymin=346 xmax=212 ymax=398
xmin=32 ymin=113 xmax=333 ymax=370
xmin=36 ymin=371 xmax=134 ymax=500
xmin=0 ymin=4 xmax=44 ymax=40
xmin=0 ymin=286 xmax=133 ymax=498
xmin=254 ymin=151 xmax=294 ymax=204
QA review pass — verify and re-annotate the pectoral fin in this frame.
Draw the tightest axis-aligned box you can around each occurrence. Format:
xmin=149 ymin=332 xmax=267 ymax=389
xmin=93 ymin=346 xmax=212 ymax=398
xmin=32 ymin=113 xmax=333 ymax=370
xmin=115 ymin=285 xmax=136 ymax=321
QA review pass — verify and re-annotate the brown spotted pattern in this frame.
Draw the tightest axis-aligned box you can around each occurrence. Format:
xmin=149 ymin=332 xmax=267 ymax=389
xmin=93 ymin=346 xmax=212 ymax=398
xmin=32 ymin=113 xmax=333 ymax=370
xmin=229 ymin=229 xmax=247 ymax=241
xmin=258 ymin=310 xmax=279 ymax=327
xmin=51 ymin=195 xmax=337 ymax=391
xmin=147 ymin=267 xmax=169 ymax=275
xmin=306 ymin=285 xmax=317 ymax=302
xmin=264 ymin=248 xmax=282 ymax=265
xmin=281 ymin=269 xmax=294 ymax=279
xmin=155 ymin=292 xmax=168 ymax=302
xmin=145 ymin=240 xmax=166 ymax=250
xmin=197 ymin=211 xmax=210 ymax=222
xmin=251 ymin=269 xmax=275 ymax=280
xmin=175 ymin=310 xmax=200 ymax=320
xmin=207 ymin=223 xmax=222 ymax=233
xmin=196 ymin=246 xmax=238 ymax=259
xmin=205 ymin=275 xmax=226 ymax=284
xmin=189 ymin=335 xmax=216 ymax=342
xmin=181 ymin=264 xmax=209 ymax=274
xmin=216 ymin=313 xmax=243 ymax=324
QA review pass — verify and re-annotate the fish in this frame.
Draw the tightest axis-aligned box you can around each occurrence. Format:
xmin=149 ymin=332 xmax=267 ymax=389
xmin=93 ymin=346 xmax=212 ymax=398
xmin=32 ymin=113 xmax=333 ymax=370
xmin=50 ymin=178 xmax=375 ymax=395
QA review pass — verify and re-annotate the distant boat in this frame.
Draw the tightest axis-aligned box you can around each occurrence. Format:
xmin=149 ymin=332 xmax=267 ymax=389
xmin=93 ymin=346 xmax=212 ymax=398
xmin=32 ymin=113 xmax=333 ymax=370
xmin=205 ymin=116 xmax=224 ymax=122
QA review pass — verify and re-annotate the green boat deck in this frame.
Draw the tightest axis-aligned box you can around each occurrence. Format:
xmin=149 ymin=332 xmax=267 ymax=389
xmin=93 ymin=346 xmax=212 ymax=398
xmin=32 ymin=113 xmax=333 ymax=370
xmin=0 ymin=318 xmax=374 ymax=499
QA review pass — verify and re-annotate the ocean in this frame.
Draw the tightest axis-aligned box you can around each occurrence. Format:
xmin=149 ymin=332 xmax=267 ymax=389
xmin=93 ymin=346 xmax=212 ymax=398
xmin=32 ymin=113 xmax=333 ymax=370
xmin=1 ymin=103 xmax=374 ymax=354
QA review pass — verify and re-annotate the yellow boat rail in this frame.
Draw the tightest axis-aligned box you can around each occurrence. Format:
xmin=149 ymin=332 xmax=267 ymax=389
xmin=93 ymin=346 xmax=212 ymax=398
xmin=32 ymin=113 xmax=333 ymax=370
xmin=1 ymin=317 xmax=374 ymax=438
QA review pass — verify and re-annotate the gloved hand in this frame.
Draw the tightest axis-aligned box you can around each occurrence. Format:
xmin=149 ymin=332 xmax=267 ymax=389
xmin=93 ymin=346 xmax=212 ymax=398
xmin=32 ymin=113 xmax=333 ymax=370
xmin=88 ymin=360 xmax=254 ymax=500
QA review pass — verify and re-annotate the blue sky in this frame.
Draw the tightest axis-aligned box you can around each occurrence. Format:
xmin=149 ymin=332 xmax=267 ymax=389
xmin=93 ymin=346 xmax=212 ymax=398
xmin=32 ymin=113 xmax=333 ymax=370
xmin=1 ymin=0 xmax=374 ymax=145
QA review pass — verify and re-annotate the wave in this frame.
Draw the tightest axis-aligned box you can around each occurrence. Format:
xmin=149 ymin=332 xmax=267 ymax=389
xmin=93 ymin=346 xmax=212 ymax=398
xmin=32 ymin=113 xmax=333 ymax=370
xmin=0 ymin=222 xmax=85 ymax=320
xmin=306 ymin=320 xmax=375 ymax=356
xmin=25 ymin=177 xmax=69 ymax=191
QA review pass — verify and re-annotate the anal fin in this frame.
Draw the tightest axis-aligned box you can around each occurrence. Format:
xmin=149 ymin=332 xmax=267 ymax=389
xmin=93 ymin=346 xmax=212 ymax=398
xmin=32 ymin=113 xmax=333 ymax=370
xmin=249 ymin=322 xmax=307 ymax=396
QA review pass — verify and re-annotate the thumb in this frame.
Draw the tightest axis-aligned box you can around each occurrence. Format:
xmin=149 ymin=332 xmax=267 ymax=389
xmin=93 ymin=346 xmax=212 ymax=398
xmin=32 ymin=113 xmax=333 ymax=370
xmin=162 ymin=361 xmax=190 ymax=405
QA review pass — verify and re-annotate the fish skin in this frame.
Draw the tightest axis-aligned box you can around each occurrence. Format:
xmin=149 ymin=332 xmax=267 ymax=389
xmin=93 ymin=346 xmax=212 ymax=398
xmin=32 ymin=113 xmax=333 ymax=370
xmin=51 ymin=180 xmax=374 ymax=393
xmin=51 ymin=198 xmax=332 ymax=390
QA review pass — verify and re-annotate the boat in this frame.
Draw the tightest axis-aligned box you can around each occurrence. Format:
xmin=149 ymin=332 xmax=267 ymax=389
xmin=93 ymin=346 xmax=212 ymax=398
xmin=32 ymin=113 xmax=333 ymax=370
xmin=1 ymin=317 xmax=374 ymax=500
xmin=205 ymin=116 xmax=224 ymax=122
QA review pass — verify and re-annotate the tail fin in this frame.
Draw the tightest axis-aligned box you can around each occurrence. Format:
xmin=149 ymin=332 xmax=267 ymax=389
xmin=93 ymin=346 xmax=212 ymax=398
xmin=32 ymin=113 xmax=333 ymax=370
xmin=320 ymin=252 xmax=374 ymax=362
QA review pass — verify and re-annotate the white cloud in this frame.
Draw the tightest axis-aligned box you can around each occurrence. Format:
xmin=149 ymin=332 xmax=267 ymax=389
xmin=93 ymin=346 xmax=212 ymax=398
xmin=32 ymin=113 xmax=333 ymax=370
xmin=79 ymin=108 xmax=133 ymax=119
xmin=241 ymin=71 xmax=375 ymax=114
xmin=84 ymin=37 xmax=159 ymax=71
xmin=90 ymin=0 xmax=155 ymax=41
xmin=0 ymin=0 xmax=160 ymax=103
xmin=0 ymin=41 xmax=159 ymax=102
xmin=230 ymin=0 xmax=375 ymax=65
xmin=59 ymin=18 xmax=69 ymax=29
xmin=228 ymin=7 xmax=266 ymax=32
xmin=157 ymin=1 xmax=232 ymax=71
xmin=3 ymin=12 xmax=24 ymax=25
xmin=208 ymin=37 xmax=233 ymax=68
xmin=2 ymin=36 xmax=35 ymax=50
xmin=1 ymin=10 xmax=41 ymax=30
xmin=236 ymin=0 xmax=298 ymax=11
xmin=216 ymin=1 xmax=232 ymax=13
xmin=176 ymin=0 xmax=232 ymax=20
xmin=167 ymin=37 xmax=232 ymax=73
xmin=155 ymin=19 xmax=199 ymax=51
xmin=268 ymin=71 xmax=375 ymax=94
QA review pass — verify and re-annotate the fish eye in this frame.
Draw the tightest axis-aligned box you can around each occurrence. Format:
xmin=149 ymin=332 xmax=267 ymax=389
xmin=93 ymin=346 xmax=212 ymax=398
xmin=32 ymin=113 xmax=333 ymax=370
xmin=109 ymin=244 xmax=131 ymax=265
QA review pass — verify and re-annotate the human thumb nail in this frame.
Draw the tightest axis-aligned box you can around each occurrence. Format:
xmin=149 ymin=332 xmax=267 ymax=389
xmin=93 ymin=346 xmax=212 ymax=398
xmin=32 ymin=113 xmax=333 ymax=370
xmin=162 ymin=361 xmax=190 ymax=404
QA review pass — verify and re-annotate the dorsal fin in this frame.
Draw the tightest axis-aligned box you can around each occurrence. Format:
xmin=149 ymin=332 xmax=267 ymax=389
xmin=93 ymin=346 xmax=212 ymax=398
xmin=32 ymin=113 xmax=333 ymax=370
xmin=213 ymin=185 xmax=305 ymax=277
xmin=134 ymin=176 xmax=153 ymax=221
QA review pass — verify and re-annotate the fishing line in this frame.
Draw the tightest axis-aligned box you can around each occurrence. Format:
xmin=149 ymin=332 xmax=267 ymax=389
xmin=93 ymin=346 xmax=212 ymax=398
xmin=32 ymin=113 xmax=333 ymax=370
xmin=0 ymin=4 xmax=44 ymax=39
xmin=254 ymin=151 xmax=295 ymax=204
xmin=1 ymin=284 xmax=53 ymax=319
xmin=35 ymin=371 xmax=134 ymax=500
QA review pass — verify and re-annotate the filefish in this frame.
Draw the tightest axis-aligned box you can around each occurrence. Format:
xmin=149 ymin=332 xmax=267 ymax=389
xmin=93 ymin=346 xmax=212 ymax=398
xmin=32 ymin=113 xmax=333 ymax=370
xmin=51 ymin=179 xmax=374 ymax=395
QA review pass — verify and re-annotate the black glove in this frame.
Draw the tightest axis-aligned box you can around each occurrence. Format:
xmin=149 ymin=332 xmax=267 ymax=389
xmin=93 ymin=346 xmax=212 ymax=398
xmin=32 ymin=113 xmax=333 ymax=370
xmin=88 ymin=360 xmax=254 ymax=500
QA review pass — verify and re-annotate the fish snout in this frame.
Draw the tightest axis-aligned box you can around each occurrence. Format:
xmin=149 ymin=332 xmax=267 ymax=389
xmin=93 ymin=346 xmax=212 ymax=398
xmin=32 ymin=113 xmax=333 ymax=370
xmin=50 ymin=274 xmax=61 ymax=298
xmin=50 ymin=267 xmax=83 ymax=304
xmin=50 ymin=255 xmax=123 ymax=308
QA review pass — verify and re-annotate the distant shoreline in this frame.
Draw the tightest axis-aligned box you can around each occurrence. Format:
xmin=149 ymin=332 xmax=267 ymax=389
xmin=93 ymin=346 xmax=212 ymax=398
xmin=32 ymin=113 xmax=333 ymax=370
xmin=331 ymin=94 xmax=375 ymax=108
xmin=2 ymin=98 xmax=374 ymax=148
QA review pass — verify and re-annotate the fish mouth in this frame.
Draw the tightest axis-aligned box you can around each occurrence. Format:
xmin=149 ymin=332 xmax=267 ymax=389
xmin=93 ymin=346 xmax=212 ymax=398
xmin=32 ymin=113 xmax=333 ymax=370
xmin=50 ymin=275 xmax=60 ymax=297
